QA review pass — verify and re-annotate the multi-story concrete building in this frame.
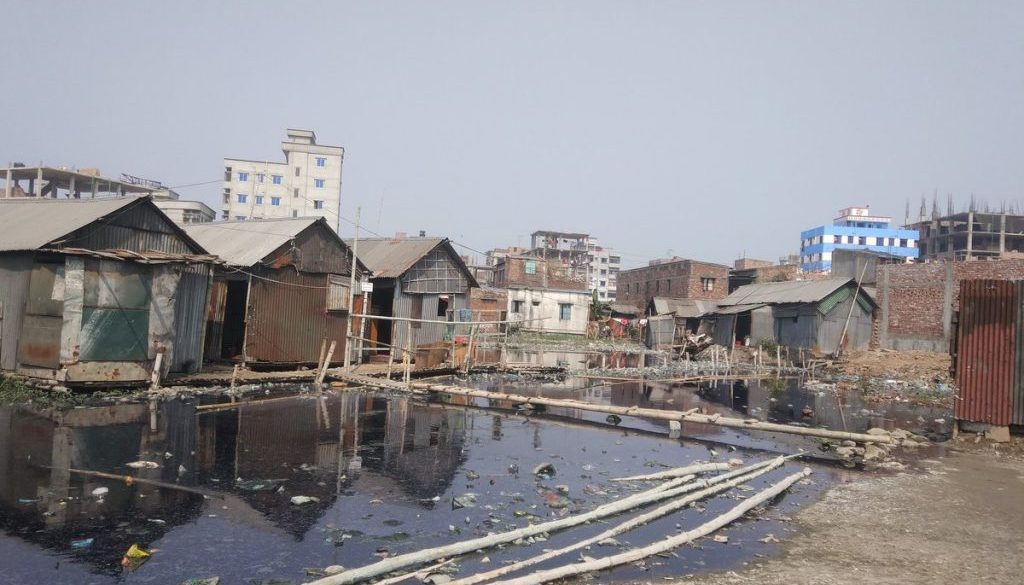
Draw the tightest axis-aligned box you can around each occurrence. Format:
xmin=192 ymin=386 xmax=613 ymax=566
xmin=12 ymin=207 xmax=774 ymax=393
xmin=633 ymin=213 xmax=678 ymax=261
xmin=906 ymin=210 xmax=1024 ymax=261
xmin=799 ymin=206 xmax=918 ymax=272
xmin=528 ymin=230 xmax=621 ymax=301
xmin=152 ymin=188 xmax=214 ymax=225
xmin=616 ymin=257 xmax=730 ymax=311
xmin=221 ymin=129 xmax=344 ymax=227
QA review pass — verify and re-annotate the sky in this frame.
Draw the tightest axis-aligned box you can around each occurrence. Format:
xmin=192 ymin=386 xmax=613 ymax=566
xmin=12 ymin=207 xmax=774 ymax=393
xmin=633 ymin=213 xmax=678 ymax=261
xmin=2 ymin=1 xmax=1022 ymax=268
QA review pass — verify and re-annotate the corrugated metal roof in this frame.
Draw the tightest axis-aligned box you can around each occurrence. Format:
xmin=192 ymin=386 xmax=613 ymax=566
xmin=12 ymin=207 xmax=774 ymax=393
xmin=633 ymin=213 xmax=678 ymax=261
xmin=718 ymin=278 xmax=855 ymax=306
xmin=346 ymin=237 xmax=447 ymax=279
xmin=712 ymin=303 xmax=768 ymax=315
xmin=0 ymin=196 xmax=139 ymax=252
xmin=650 ymin=297 xmax=717 ymax=318
xmin=184 ymin=217 xmax=321 ymax=267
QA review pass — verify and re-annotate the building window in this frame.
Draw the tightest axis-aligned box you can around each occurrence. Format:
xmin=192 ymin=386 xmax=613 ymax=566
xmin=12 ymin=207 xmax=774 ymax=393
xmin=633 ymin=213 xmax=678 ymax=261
xmin=314 ymin=178 xmax=325 ymax=188
xmin=525 ymin=260 xmax=537 ymax=274
xmin=238 ymin=172 xmax=249 ymax=182
xmin=326 ymin=276 xmax=350 ymax=311
xmin=256 ymin=173 xmax=265 ymax=183
xmin=900 ymin=238 xmax=908 ymax=247
xmin=316 ymin=157 xmax=327 ymax=167
xmin=221 ymin=211 xmax=228 ymax=219
xmin=599 ymin=280 xmax=606 ymax=287
xmin=271 ymin=196 xmax=281 ymax=206
xmin=701 ymin=277 xmax=715 ymax=292
xmin=313 ymin=200 xmax=324 ymax=209
xmin=295 ymin=166 xmax=301 ymax=177
xmin=410 ymin=295 xmax=423 ymax=328
xmin=294 ymin=188 xmax=300 ymax=198
xmin=272 ymin=175 xmax=283 ymax=185
xmin=255 ymin=195 xmax=264 ymax=205
xmin=292 ymin=210 xmax=298 ymax=217
xmin=600 ymin=269 xmax=607 ymax=275
xmin=437 ymin=295 xmax=449 ymax=317
xmin=858 ymin=236 xmax=867 ymax=245
xmin=235 ymin=215 xmax=247 ymax=220
xmin=559 ymin=303 xmax=572 ymax=321
xmin=224 ymin=166 xmax=232 ymax=181
xmin=512 ymin=300 xmax=525 ymax=313
xmin=237 ymin=194 xmax=247 ymax=203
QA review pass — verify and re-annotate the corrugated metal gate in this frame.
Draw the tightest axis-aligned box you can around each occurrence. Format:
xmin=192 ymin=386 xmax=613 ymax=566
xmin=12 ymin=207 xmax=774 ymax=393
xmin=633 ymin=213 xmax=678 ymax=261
xmin=954 ymin=280 xmax=1023 ymax=426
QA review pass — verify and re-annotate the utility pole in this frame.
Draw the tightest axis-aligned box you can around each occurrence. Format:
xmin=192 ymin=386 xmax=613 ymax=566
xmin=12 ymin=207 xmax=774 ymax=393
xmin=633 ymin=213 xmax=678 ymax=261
xmin=344 ymin=206 xmax=361 ymax=368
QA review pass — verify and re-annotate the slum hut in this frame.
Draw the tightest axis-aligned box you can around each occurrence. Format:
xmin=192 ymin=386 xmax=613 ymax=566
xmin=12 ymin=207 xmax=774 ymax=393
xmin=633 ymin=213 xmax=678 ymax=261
xmin=185 ymin=217 xmax=369 ymax=367
xmin=707 ymin=278 xmax=876 ymax=355
xmin=0 ymin=196 xmax=216 ymax=386
xmin=347 ymin=237 xmax=478 ymax=357
xmin=644 ymin=297 xmax=716 ymax=349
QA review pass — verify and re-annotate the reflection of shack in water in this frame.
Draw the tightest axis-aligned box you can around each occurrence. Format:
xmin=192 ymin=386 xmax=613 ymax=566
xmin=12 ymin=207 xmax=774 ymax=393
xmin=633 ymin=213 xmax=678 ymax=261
xmin=0 ymin=403 xmax=204 ymax=574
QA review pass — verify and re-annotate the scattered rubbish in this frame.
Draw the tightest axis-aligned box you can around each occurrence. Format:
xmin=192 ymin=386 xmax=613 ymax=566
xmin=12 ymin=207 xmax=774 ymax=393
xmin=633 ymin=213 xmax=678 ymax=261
xmin=382 ymin=519 xmax=404 ymax=527
xmin=17 ymin=498 xmax=39 ymax=504
xmin=759 ymin=534 xmax=779 ymax=544
xmin=121 ymin=543 xmax=152 ymax=571
xmin=178 ymin=465 xmax=187 ymax=476
xmin=290 ymin=496 xmax=320 ymax=505
xmin=712 ymin=535 xmax=729 ymax=544
xmin=606 ymin=414 xmax=622 ymax=426
xmin=369 ymin=498 xmax=384 ymax=505
xmin=148 ymin=518 xmax=167 ymax=525
xmin=71 ymin=537 xmax=94 ymax=550
xmin=464 ymin=470 xmax=480 ymax=481
xmin=541 ymin=490 xmax=570 ymax=509
xmin=236 ymin=479 xmax=286 ymax=492
xmin=452 ymin=494 xmax=477 ymax=509
xmin=181 ymin=578 xmax=220 ymax=585
xmin=91 ymin=487 xmax=109 ymax=497
xmin=245 ymin=580 xmax=294 ymax=585
xmin=532 ymin=462 xmax=555 ymax=477
xmin=423 ymin=573 xmax=452 ymax=585
xmin=126 ymin=461 xmax=160 ymax=469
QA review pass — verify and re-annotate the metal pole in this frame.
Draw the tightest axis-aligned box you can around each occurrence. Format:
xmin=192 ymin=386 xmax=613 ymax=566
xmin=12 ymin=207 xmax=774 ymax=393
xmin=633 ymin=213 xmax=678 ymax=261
xmin=344 ymin=206 xmax=361 ymax=368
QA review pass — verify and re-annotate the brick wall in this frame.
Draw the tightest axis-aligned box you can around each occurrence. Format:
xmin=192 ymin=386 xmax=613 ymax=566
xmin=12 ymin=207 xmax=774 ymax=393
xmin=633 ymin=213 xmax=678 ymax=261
xmin=879 ymin=259 xmax=1024 ymax=350
xmin=616 ymin=259 xmax=729 ymax=309
xmin=494 ymin=256 xmax=585 ymax=290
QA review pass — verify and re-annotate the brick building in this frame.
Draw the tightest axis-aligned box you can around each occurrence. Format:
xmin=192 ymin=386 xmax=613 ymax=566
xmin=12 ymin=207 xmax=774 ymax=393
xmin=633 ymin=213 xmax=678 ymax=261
xmin=493 ymin=255 xmax=586 ymax=290
xmin=493 ymin=256 xmax=590 ymax=336
xmin=616 ymin=257 xmax=730 ymax=311
xmin=876 ymin=258 xmax=1024 ymax=351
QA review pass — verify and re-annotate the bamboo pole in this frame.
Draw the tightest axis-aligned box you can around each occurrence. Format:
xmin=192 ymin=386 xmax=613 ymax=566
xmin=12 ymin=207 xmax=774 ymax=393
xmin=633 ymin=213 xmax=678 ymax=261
xmin=333 ymin=372 xmax=894 ymax=444
xmin=304 ymin=462 xmax=748 ymax=585
xmin=610 ymin=461 xmax=729 ymax=482
xmin=37 ymin=465 xmax=223 ymax=499
xmin=487 ymin=468 xmax=812 ymax=585
xmin=316 ymin=341 xmax=337 ymax=386
xmin=195 ymin=394 xmax=310 ymax=413
xmin=449 ymin=456 xmax=796 ymax=585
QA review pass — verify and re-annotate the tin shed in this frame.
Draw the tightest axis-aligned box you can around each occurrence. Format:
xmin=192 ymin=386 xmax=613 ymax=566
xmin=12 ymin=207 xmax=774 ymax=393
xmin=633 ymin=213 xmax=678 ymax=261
xmin=185 ymin=217 xmax=368 ymax=366
xmin=0 ymin=196 xmax=215 ymax=385
xmin=708 ymin=278 xmax=876 ymax=355
xmin=346 ymin=237 xmax=478 ymax=356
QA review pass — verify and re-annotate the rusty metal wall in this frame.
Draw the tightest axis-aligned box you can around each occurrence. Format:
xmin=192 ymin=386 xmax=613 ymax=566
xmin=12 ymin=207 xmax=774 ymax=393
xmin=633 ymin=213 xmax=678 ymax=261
xmin=0 ymin=253 xmax=33 ymax=371
xmin=955 ymin=280 xmax=1020 ymax=425
xmin=1015 ymin=281 xmax=1024 ymax=426
xmin=245 ymin=268 xmax=348 ymax=364
xmin=170 ymin=265 xmax=210 ymax=373
xmin=61 ymin=202 xmax=194 ymax=254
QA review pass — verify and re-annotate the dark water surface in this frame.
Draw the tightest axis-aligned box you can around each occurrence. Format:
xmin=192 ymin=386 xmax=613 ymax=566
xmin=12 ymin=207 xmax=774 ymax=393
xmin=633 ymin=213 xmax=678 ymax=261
xmin=0 ymin=368 xmax=947 ymax=585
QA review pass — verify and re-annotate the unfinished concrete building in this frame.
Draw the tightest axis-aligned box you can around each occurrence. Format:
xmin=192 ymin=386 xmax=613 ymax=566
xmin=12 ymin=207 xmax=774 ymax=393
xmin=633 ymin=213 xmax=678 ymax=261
xmin=908 ymin=211 xmax=1024 ymax=261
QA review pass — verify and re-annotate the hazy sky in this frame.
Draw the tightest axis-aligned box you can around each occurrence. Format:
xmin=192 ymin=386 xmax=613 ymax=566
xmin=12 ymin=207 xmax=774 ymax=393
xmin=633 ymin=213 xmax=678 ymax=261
xmin=3 ymin=1 xmax=1022 ymax=267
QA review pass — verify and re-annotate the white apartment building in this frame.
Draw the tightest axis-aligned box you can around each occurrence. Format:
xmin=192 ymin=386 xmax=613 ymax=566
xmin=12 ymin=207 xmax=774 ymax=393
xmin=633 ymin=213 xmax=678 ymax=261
xmin=221 ymin=129 xmax=344 ymax=227
xmin=587 ymin=237 xmax=621 ymax=302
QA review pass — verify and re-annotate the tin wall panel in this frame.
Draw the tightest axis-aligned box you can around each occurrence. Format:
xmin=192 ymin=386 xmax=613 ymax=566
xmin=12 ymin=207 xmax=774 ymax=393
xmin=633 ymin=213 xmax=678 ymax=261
xmin=171 ymin=265 xmax=210 ymax=373
xmin=245 ymin=269 xmax=347 ymax=364
xmin=65 ymin=204 xmax=194 ymax=254
xmin=1014 ymin=281 xmax=1024 ymax=425
xmin=955 ymin=280 xmax=1017 ymax=425
xmin=0 ymin=253 xmax=33 ymax=371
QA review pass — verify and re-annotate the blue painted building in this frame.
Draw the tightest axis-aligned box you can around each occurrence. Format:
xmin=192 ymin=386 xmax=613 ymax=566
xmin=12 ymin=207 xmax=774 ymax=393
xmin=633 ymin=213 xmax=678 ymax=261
xmin=800 ymin=207 xmax=919 ymax=272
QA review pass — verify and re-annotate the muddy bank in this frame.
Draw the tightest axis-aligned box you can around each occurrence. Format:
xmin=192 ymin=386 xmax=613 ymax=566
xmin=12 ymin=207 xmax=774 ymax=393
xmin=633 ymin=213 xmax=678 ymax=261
xmin=672 ymin=449 xmax=1024 ymax=585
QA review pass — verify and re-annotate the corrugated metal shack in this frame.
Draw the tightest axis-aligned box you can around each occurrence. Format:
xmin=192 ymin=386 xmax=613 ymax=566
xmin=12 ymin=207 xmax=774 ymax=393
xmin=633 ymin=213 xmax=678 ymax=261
xmin=954 ymin=280 xmax=1023 ymax=429
xmin=185 ymin=217 xmax=368 ymax=367
xmin=0 ymin=196 xmax=215 ymax=385
xmin=644 ymin=297 xmax=716 ymax=349
xmin=706 ymin=279 xmax=876 ymax=355
xmin=347 ymin=237 xmax=478 ymax=357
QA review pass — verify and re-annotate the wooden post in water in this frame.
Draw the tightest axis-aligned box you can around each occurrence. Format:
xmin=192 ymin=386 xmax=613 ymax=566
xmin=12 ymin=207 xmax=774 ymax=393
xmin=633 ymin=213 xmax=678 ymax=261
xmin=387 ymin=348 xmax=394 ymax=379
xmin=316 ymin=341 xmax=337 ymax=386
xmin=405 ymin=320 xmax=413 ymax=388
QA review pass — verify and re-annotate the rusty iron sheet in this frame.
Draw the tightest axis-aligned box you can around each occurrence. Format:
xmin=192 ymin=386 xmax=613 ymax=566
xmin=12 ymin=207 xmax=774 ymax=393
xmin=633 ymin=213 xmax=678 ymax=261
xmin=245 ymin=269 xmax=347 ymax=364
xmin=955 ymin=280 xmax=1019 ymax=425
xmin=1015 ymin=281 xmax=1024 ymax=426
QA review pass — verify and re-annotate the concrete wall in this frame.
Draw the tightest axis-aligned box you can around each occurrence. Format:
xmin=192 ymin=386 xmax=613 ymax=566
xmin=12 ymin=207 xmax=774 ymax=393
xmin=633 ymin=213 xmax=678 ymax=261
xmin=877 ymin=259 xmax=1024 ymax=351
xmin=507 ymin=288 xmax=590 ymax=335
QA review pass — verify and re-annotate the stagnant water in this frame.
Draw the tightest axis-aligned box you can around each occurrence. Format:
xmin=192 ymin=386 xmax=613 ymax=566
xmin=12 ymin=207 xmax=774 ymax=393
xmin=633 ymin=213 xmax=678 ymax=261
xmin=0 ymin=368 xmax=949 ymax=584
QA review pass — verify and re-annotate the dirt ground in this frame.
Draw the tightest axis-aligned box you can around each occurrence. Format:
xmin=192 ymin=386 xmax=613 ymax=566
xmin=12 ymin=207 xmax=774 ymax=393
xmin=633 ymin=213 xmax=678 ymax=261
xmin=673 ymin=442 xmax=1024 ymax=585
xmin=832 ymin=349 xmax=952 ymax=383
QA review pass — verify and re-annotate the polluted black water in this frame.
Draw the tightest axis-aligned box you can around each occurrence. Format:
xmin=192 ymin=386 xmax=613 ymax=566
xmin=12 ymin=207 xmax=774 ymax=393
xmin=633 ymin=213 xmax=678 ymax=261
xmin=0 ymin=367 xmax=948 ymax=585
